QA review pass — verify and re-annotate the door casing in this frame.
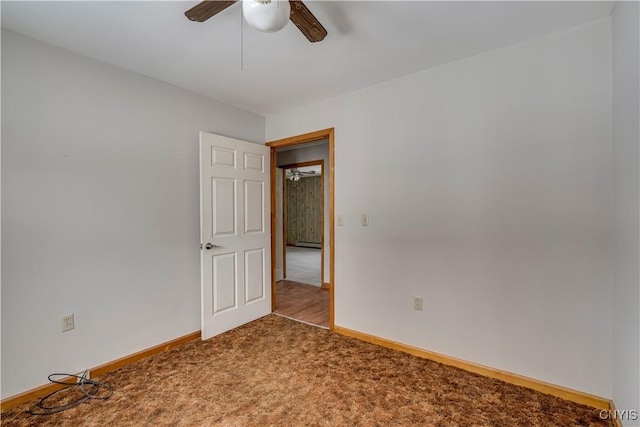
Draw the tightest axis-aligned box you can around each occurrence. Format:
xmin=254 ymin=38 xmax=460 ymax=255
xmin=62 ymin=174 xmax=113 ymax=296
xmin=266 ymin=128 xmax=335 ymax=330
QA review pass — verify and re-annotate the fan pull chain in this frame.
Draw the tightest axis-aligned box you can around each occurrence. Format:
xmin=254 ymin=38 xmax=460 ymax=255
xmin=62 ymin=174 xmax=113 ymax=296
xmin=240 ymin=8 xmax=244 ymax=71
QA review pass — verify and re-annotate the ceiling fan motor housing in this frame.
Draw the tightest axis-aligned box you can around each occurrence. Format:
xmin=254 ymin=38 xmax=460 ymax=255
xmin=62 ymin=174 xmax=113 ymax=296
xmin=242 ymin=0 xmax=291 ymax=33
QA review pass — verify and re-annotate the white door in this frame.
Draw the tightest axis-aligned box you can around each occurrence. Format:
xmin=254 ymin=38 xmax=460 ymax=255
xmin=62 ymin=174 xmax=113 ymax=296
xmin=200 ymin=132 xmax=271 ymax=340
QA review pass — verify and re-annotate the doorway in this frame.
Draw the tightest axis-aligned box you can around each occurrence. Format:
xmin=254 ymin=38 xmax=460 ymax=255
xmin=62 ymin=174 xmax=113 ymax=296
xmin=281 ymin=161 xmax=324 ymax=287
xmin=267 ymin=128 xmax=335 ymax=330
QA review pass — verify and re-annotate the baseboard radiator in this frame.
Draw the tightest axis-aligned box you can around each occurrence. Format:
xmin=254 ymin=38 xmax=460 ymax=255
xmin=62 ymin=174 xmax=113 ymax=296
xmin=296 ymin=241 xmax=321 ymax=249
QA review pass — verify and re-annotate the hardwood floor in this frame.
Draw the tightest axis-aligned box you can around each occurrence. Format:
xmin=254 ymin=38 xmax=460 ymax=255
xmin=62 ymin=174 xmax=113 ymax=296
xmin=274 ymin=280 xmax=329 ymax=328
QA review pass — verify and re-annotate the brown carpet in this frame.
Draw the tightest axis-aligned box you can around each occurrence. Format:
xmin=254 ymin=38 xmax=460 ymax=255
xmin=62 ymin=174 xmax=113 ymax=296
xmin=2 ymin=315 xmax=611 ymax=426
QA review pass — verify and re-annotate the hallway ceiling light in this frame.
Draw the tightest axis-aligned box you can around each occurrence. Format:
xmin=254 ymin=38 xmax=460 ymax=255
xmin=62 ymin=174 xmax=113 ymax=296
xmin=287 ymin=169 xmax=302 ymax=182
xmin=287 ymin=168 xmax=318 ymax=182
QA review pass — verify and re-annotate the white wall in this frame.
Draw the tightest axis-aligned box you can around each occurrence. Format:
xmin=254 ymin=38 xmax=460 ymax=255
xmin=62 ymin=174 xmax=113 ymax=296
xmin=267 ymin=18 xmax=613 ymax=397
xmin=275 ymin=168 xmax=284 ymax=281
xmin=612 ymin=2 xmax=640 ymax=424
xmin=277 ymin=142 xmax=330 ymax=284
xmin=1 ymin=30 xmax=265 ymax=398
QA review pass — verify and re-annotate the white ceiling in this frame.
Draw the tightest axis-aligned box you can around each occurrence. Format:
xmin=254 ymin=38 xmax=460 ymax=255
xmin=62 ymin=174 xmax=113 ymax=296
xmin=1 ymin=1 xmax=615 ymax=116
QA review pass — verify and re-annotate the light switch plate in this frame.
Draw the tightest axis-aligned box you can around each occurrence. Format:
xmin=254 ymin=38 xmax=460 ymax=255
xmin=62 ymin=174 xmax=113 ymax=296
xmin=361 ymin=214 xmax=369 ymax=226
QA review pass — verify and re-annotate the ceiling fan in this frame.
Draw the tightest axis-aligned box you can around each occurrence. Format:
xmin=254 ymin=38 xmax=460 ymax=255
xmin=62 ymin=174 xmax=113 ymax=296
xmin=287 ymin=168 xmax=317 ymax=182
xmin=185 ymin=0 xmax=327 ymax=43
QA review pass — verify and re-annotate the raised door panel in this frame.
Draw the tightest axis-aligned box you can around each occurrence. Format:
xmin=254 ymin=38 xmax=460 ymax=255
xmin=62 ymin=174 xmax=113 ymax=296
xmin=245 ymin=248 xmax=265 ymax=303
xmin=212 ymin=178 xmax=237 ymax=237
xmin=212 ymin=253 xmax=237 ymax=313
xmin=244 ymin=180 xmax=264 ymax=234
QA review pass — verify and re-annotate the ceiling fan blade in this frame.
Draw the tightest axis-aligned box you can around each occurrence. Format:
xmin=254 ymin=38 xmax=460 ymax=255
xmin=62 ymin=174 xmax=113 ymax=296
xmin=185 ymin=1 xmax=238 ymax=22
xmin=289 ymin=1 xmax=327 ymax=43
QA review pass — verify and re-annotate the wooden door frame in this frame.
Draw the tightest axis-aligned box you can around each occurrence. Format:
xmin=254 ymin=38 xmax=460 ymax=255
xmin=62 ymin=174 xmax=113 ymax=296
xmin=279 ymin=160 xmax=325 ymax=287
xmin=267 ymin=128 xmax=335 ymax=330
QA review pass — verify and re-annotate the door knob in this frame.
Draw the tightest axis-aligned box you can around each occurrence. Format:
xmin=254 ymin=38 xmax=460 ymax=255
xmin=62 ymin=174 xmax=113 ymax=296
xmin=204 ymin=243 xmax=220 ymax=250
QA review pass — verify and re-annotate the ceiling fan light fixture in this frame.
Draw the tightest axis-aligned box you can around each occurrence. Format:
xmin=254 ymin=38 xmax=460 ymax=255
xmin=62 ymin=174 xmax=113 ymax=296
xmin=242 ymin=0 xmax=291 ymax=33
xmin=287 ymin=169 xmax=302 ymax=182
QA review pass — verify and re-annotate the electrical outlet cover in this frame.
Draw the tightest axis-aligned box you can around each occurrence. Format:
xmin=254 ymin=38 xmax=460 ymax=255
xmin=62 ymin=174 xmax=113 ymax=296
xmin=61 ymin=313 xmax=75 ymax=332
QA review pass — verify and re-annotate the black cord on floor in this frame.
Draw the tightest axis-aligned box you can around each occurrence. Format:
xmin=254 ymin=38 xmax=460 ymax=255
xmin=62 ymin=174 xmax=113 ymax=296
xmin=28 ymin=370 xmax=113 ymax=415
